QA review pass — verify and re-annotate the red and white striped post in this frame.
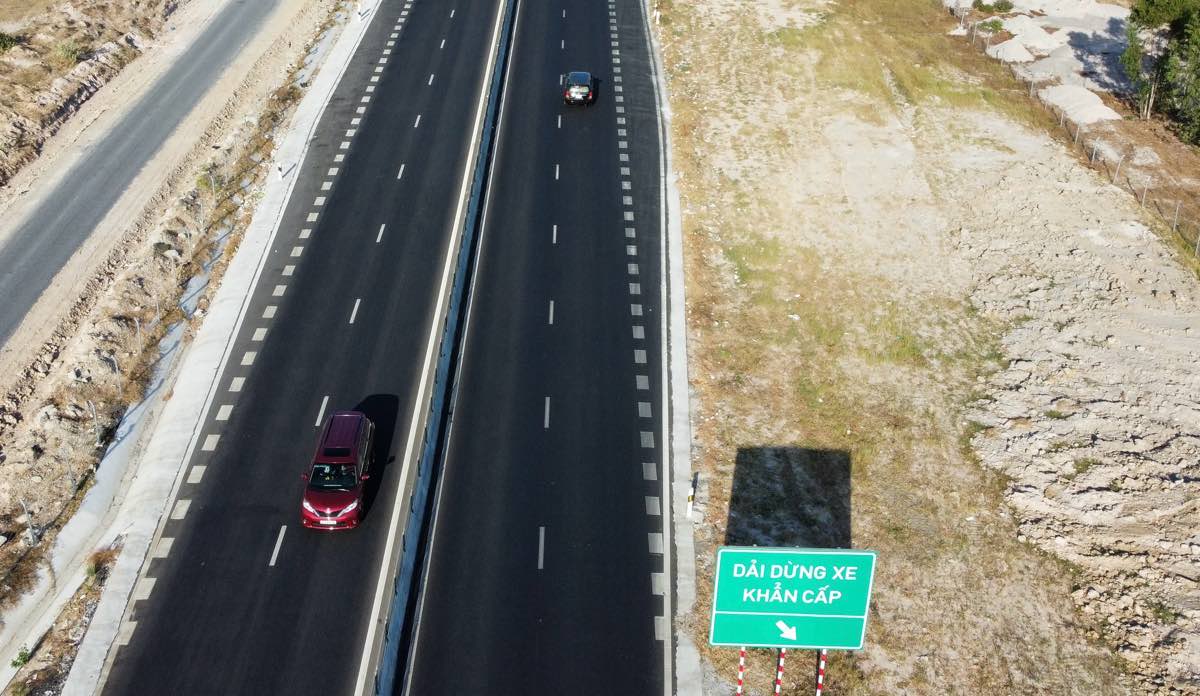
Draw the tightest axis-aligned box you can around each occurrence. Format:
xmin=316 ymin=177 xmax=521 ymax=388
xmin=774 ymin=648 xmax=787 ymax=695
xmin=735 ymin=647 xmax=747 ymax=695
xmin=814 ymin=649 xmax=828 ymax=696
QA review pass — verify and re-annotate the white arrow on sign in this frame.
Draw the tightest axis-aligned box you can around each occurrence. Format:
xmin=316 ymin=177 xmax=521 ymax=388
xmin=775 ymin=620 xmax=797 ymax=641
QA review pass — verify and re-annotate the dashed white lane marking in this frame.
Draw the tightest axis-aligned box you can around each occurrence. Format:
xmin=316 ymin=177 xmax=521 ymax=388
xmin=537 ymin=526 xmax=545 ymax=570
xmin=655 ymin=616 xmax=667 ymax=641
xmin=554 ymin=164 xmax=559 ymax=180
xmin=543 ymin=396 xmax=551 ymax=429
xmin=626 ymin=244 xmax=637 ymax=256
xmin=151 ymin=537 xmax=173 ymax=559
xmin=252 ymin=327 xmax=267 ymax=341
xmin=557 ymin=114 xmax=562 ymax=129
xmin=641 ymin=431 xmax=655 ymax=448
xmin=633 ymin=325 xmax=645 ymax=340
xmin=562 ymin=8 xmax=565 ymax=16
xmin=414 ymin=114 xmax=422 ymax=128
xmin=631 ymin=304 xmax=643 ymax=316
xmin=229 ymin=377 xmax=245 ymax=393
xmin=624 ymin=210 xmax=635 ymax=221
xmin=321 ymin=181 xmax=333 ymax=191
xmin=646 ymin=497 xmax=662 ymax=519
xmin=629 ymin=282 xmax=641 ymax=295
xmin=377 ymin=224 xmax=386 ymax=243
xmin=636 ymin=375 xmax=649 ymax=390
xmin=187 ymin=465 xmax=206 ymax=484
xmin=548 ymin=300 xmax=555 ymax=325
xmin=378 ymin=57 xmax=388 ymax=64
xmin=269 ymin=525 xmax=287 ymax=567
xmin=552 ymin=224 xmax=558 ymax=244
xmin=340 ymin=141 xmax=351 ymax=150
xmin=361 ymin=96 xmax=372 ymax=103
xmin=241 ymin=351 xmax=257 ymax=366
xmin=215 ymin=404 xmax=233 ymax=421
xmin=623 ymin=195 xmax=633 ymax=205
xmin=273 ymin=284 xmax=287 ymax=297
xmin=626 ymin=226 xmax=636 ymax=238
xmin=315 ymin=395 xmax=330 ymax=427
xmin=367 ymin=84 xmax=376 ymax=92
xmin=450 ymin=8 xmax=455 ymax=17
xmin=335 ymin=154 xmax=345 ymax=163
xmin=428 ymin=73 xmax=435 ymax=85
xmin=306 ymin=210 xmax=320 ymax=221
xmin=291 ymin=246 xmax=304 ymax=257
xmin=652 ymin=571 xmax=666 ymax=595
xmin=634 ymin=349 xmax=647 ymax=364
xmin=171 ymin=499 xmax=191 ymax=520
xmin=440 ymin=38 xmax=446 ymax=49
xmin=397 ymin=163 xmax=406 ymax=180
xmin=349 ymin=298 xmax=362 ymax=324
xmin=622 ymin=180 xmax=632 ymax=190
xmin=642 ymin=461 xmax=657 ymax=480
xmin=390 ymin=32 xmax=398 ymax=39
xmin=330 ymin=166 xmax=341 ymax=175
xmin=383 ymin=48 xmax=392 ymax=55
xmin=628 ymin=263 xmax=639 ymax=275
xmin=300 ymin=228 xmax=312 ymax=239
xmin=638 ymin=401 xmax=652 ymax=418
xmin=263 ymin=305 xmax=278 ymax=318
xmin=561 ymin=39 xmax=565 ymax=49
xmin=648 ymin=532 xmax=664 ymax=554
xmin=618 ymin=140 xmax=628 ymax=149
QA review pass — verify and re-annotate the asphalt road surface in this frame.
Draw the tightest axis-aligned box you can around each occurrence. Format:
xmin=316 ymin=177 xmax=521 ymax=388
xmin=399 ymin=0 xmax=669 ymax=689
xmin=100 ymin=0 xmax=502 ymax=692
xmin=0 ymin=0 xmax=283 ymax=347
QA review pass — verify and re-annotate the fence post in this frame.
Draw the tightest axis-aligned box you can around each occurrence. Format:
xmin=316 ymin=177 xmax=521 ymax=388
xmin=1113 ymin=154 xmax=1124 ymax=182
xmin=1173 ymin=201 xmax=1181 ymax=232
xmin=1140 ymin=185 xmax=1148 ymax=207
xmin=1090 ymin=142 xmax=1098 ymax=163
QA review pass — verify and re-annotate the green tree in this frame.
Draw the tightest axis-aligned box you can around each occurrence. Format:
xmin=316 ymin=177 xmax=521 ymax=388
xmin=1162 ymin=10 xmax=1200 ymax=141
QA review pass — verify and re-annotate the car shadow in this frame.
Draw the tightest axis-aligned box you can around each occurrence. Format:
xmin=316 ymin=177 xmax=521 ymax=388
xmin=353 ymin=394 xmax=399 ymax=521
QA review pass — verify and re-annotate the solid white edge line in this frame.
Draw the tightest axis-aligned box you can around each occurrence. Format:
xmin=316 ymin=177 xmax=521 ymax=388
xmin=357 ymin=0 xmax=512 ymax=691
xmin=315 ymin=395 xmax=329 ymax=427
xmin=398 ymin=0 xmax=520 ymax=692
xmin=268 ymin=525 xmax=287 ymax=566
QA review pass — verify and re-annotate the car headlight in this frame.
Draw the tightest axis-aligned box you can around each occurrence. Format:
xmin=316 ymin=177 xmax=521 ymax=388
xmin=338 ymin=500 xmax=359 ymax=516
xmin=302 ymin=500 xmax=317 ymax=514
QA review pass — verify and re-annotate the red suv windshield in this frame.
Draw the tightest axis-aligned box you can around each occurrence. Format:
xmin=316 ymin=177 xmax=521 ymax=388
xmin=308 ymin=463 xmax=357 ymax=490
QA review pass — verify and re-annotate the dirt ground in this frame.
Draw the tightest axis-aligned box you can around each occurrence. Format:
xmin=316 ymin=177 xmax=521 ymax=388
xmin=656 ymin=0 xmax=1197 ymax=692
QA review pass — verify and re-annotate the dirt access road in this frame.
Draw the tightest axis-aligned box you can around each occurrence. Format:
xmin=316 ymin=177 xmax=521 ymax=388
xmin=657 ymin=0 xmax=1198 ymax=691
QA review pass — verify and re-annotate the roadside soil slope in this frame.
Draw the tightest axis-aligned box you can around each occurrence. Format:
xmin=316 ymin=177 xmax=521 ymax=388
xmin=657 ymin=0 xmax=1198 ymax=692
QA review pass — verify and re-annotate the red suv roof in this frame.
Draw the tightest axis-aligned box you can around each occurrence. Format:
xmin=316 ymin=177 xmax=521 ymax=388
xmin=319 ymin=412 xmax=363 ymax=462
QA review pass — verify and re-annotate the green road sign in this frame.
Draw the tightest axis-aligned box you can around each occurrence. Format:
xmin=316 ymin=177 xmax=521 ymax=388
xmin=709 ymin=547 xmax=877 ymax=649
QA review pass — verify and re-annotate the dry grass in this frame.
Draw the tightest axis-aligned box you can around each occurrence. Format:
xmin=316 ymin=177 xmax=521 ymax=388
xmin=659 ymin=0 xmax=1131 ymax=691
xmin=0 ymin=0 xmax=57 ymax=25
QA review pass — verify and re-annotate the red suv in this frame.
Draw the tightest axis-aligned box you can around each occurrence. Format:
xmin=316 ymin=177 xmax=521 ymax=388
xmin=301 ymin=411 xmax=374 ymax=530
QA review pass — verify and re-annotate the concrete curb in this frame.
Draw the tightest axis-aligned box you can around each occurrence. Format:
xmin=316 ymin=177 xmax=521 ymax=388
xmin=636 ymin=0 xmax=704 ymax=693
xmin=61 ymin=2 xmax=385 ymax=693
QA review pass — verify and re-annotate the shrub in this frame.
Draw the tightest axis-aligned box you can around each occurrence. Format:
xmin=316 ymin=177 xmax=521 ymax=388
xmin=10 ymin=645 xmax=30 ymax=669
xmin=49 ymin=40 xmax=86 ymax=71
xmin=0 ymin=33 xmax=21 ymax=52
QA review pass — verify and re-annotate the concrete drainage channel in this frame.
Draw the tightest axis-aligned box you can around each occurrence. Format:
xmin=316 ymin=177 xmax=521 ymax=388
xmin=365 ymin=0 xmax=518 ymax=691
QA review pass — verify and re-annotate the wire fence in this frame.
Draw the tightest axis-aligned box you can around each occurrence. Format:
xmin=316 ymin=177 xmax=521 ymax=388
xmin=947 ymin=6 xmax=1200 ymax=257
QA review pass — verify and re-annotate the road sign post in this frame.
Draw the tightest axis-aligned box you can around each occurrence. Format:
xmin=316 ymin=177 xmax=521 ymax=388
xmin=709 ymin=547 xmax=877 ymax=650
